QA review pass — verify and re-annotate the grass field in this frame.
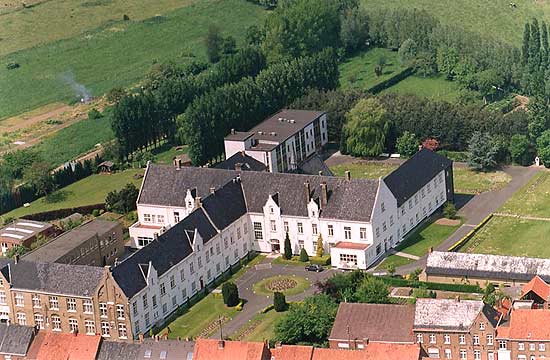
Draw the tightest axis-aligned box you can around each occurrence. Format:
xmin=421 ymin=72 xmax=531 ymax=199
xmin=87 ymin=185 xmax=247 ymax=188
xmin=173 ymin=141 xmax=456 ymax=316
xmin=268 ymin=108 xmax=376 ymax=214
xmin=0 ymin=0 xmax=266 ymax=119
xmin=330 ymin=162 xmax=399 ymax=179
xmin=361 ymin=0 xmax=550 ymax=45
xmin=462 ymin=216 xmax=550 ymax=258
xmin=499 ymin=171 xmax=550 ymax=217
xmin=339 ymin=48 xmax=406 ymax=90
xmin=381 ymin=75 xmax=463 ymax=102
xmin=233 ymin=309 xmax=284 ymax=342
xmin=1 ymin=169 xmax=143 ymax=219
xmin=166 ymin=294 xmax=239 ymax=340
xmin=33 ymin=112 xmax=114 ymax=167
xmin=0 ymin=0 xmax=198 ymax=56
xmin=377 ymin=255 xmax=415 ymax=271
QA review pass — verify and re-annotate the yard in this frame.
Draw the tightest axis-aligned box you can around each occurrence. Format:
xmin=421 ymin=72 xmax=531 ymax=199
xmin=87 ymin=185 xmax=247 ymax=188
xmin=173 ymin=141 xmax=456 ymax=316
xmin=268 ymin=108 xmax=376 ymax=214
xmin=339 ymin=48 xmax=406 ymax=91
xmin=1 ymin=169 xmax=144 ymax=220
xmin=329 ymin=162 xmax=511 ymax=194
xmin=381 ymin=75 xmax=463 ymax=102
xmin=462 ymin=215 xmax=550 ymax=258
xmin=232 ymin=309 xmax=284 ymax=342
xmin=499 ymin=171 xmax=550 ymax=217
xmin=0 ymin=0 xmax=266 ymax=119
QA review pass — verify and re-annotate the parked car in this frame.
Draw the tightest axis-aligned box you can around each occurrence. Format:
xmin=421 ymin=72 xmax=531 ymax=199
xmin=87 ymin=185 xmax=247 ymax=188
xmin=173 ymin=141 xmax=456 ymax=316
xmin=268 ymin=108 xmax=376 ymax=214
xmin=305 ymin=264 xmax=324 ymax=272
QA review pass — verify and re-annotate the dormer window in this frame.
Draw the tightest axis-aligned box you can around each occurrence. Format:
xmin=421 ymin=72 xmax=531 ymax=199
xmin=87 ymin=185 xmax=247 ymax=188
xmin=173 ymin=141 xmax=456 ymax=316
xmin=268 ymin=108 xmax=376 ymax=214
xmin=187 ymin=201 xmax=192 ymax=208
xmin=270 ymin=207 xmax=274 ymax=214
xmin=311 ymin=211 xmax=316 ymax=217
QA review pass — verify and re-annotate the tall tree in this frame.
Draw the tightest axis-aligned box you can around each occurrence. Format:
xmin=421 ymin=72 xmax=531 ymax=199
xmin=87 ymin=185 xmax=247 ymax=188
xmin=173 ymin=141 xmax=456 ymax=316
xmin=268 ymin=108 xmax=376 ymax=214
xmin=467 ymin=132 xmax=499 ymax=171
xmin=354 ymin=277 xmax=390 ymax=304
xmin=342 ymin=98 xmax=390 ymax=157
xmin=537 ymin=130 xmax=550 ymax=168
xmin=23 ymin=162 xmax=54 ymax=197
xmin=205 ymin=25 xmax=223 ymax=63
xmin=283 ymin=232 xmax=292 ymax=260
xmin=522 ymin=22 xmax=531 ymax=65
xmin=529 ymin=18 xmax=542 ymax=70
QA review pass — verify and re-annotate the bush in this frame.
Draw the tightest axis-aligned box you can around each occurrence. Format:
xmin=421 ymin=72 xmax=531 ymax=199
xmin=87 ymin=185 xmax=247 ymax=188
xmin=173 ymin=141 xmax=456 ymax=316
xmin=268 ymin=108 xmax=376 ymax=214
xmin=396 ymin=131 xmax=419 ymax=157
xmin=123 ymin=14 xmax=130 ymax=20
xmin=88 ymin=108 xmax=102 ymax=120
xmin=92 ymin=209 xmax=100 ymax=217
xmin=221 ymin=282 xmax=239 ymax=307
xmin=283 ymin=232 xmax=292 ymax=260
xmin=299 ymin=248 xmax=309 ymax=262
xmin=273 ymin=292 xmax=287 ymax=312
xmin=6 ymin=62 xmax=20 ymax=70
xmin=443 ymin=202 xmax=457 ymax=219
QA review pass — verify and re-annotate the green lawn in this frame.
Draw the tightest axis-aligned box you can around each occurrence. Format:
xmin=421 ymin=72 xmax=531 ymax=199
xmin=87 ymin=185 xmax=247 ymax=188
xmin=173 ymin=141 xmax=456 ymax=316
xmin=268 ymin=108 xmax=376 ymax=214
xmin=453 ymin=167 xmax=511 ymax=195
xmin=0 ymin=0 xmax=266 ymax=119
xmin=252 ymin=275 xmax=311 ymax=297
xmin=462 ymin=216 xmax=550 ymax=258
xmin=151 ymin=144 xmax=188 ymax=165
xmin=381 ymin=75 xmax=463 ymax=102
xmin=395 ymin=218 xmax=462 ymax=257
xmin=330 ymin=162 xmax=399 ymax=179
xmin=339 ymin=48 xmax=406 ymax=91
xmin=361 ymin=0 xmax=550 ymax=45
xmin=33 ymin=112 xmax=114 ymax=167
xmin=499 ymin=171 xmax=550 ymax=217
xmin=271 ymin=255 xmax=330 ymax=267
xmin=232 ymin=309 xmax=284 ymax=342
xmin=377 ymin=255 xmax=415 ymax=270
xmin=1 ymin=169 xmax=144 ymax=219
xmin=166 ymin=294 xmax=239 ymax=340
xmin=0 ymin=0 xmax=198 ymax=56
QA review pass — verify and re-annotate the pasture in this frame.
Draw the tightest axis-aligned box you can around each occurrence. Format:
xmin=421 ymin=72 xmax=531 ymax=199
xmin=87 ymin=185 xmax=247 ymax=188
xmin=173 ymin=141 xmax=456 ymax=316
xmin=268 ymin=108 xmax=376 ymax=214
xmin=381 ymin=75 xmax=463 ymax=103
xmin=0 ymin=0 xmax=266 ymax=119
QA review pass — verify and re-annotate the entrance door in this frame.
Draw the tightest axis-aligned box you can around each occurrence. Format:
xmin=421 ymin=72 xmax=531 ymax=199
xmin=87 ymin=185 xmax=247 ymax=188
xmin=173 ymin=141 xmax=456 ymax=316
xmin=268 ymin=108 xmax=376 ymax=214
xmin=271 ymin=239 xmax=280 ymax=253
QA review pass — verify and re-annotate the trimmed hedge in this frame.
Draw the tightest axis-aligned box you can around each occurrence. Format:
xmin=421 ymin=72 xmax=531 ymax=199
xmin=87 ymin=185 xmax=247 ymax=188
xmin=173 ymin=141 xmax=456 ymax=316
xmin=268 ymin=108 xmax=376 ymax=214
xmin=21 ymin=203 xmax=105 ymax=222
xmin=377 ymin=276 xmax=482 ymax=294
xmin=447 ymin=214 xmax=494 ymax=252
xmin=367 ymin=67 xmax=414 ymax=94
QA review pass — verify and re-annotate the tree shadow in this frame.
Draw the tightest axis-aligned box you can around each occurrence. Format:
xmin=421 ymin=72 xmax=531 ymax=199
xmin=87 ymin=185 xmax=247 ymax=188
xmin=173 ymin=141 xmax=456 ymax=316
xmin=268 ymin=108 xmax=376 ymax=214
xmin=44 ymin=190 xmax=72 ymax=204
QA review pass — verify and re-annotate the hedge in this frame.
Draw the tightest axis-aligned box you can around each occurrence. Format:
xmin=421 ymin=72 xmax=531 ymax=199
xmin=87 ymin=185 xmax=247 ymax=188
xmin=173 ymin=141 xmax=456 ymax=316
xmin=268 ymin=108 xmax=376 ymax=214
xmin=447 ymin=214 xmax=494 ymax=252
xmin=367 ymin=67 xmax=414 ymax=94
xmin=377 ymin=276 xmax=482 ymax=293
xmin=21 ymin=203 xmax=105 ymax=222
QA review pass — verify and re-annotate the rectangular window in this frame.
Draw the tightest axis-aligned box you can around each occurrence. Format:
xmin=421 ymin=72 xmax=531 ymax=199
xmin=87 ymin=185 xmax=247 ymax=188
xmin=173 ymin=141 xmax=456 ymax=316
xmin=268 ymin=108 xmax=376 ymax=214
xmin=499 ymin=340 xmax=506 ymax=350
xmin=284 ymin=222 xmax=289 ymax=233
xmin=459 ymin=350 xmax=467 ymax=359
xmin=49 ymin=296 xmax=59 ymax=310
xmin=244 ymin=223 xmax=248 ymax=234
xmin=190 ymin=262 xmax=195 ymax=274
xmin=339 ymin=254 xmax=357 ymax=266
xmin=116 ymin=304 xmax=125 ymax=319
xmin=32 ymin=294 xmax=41 ymax=308
xmin=152 ymin=295 xmax=157 ymax=308
xmin=69 ymin=318 xmax=78 ymax=333
xmin=488 ymin=353 xmax=494 ymax=360
xmin=518 ymin=343 xmax=525 ymax=350
xmin=16 ymin=312 xmax=26 ymax=325
xmin=162 ymin=303 xmax=168 ymax=314
xmin=487 ymin=334 xmax=493 ymax=345
xmin=67 ymin=298 xmax=77 ymax=312
xmin=34 ymin=313 xmax=44 ymax=329
xmin=382 ymin=222 xmax=387 ymax=231
xmin=328 ymin=225 xmax=334 ymax=237
xmin=390 ymin=215 xmax=394 ymax=226
xmin=444 ymin=349 xmax=452 ymax=359
xmin=144 ymin=214 xmax=151 ymax=222
xmin=444 ymin=334 xmax=451 ymax=344
xmin=416 ymin=334 xmax=423 ymax=343
xmin=473 ymin=335 xmax=480 ymax=345
xmin=359 ymin=227 xmax=366 ymax=239
xmin=297 ymin=223 xmax=304 ymax=234
xmin=540 ymin=343 xmax=546 ymax=351
xmin=344 ymin=227 xmax=351 ymax=240
xmin=83 ymin=299 xmax=93 ymax=313
xmin=118 ymin=323 xmax=127 ymax=338
xmin=459 ymin=335 xmax=466 ymax=344
xmin=312 ymin=224 xmax=318 ymax=235
xmin=100 ymin=302 xmax=107 ymax=317
xmin=52 ymin=315 xmax=61 ymax=331
xmin=474 ymin=350 xmax=481 ymax=360
xmin=529 ymin=343 xmax=535 ymax=351
xmin=144 ymin=313 xmax=150 ymax=327
xmin=160 ymin=283 xmax=166 ymax=296
xmin=138 ymin=237 xmax=153 ymax=247
xmin=174 ymin=212 xmax=180 ymax=223
xmin=270 ymin=220 xmax=277 ymax=232
xmin=132 ymin=302 xmax=138 ymax=317
xmin=253 ymin=222 xmax=263 ymax=240
xmin=430 ymin=334 xmax=436 ymax=344
xmin=0 ymin=291 xmax=6 ymax=305
xmin=101 ymin=321 xmax=110 ymax=337
xmin=381 ymin=202 xmax=385 ymax=212
xmin=85 ymin=320 xmax=95 ymax=335
xmin=15 ymin=293 xmax=24 ymax=307
xmin=375 ymin=227 xmax=380 ymax=237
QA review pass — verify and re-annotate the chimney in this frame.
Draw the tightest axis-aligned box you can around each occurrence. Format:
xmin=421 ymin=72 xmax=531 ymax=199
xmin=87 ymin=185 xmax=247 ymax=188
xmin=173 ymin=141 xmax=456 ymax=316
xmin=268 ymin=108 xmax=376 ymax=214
xmin=455 ymin=295 xmax=461 ymax=302
xmin=320 ymin=181 xmax=328 ymax=207
xmin=153 ymin=233 xmax=159 ymax=241
xmin=428 ymin=247 xmax=433 ymax=253
xmin=210 ymin=187 xmax=216 ymax=195
xmin=231 ymin=129 xmax=235 ymax=135
xmin=318 ymin=171 xmax=323 ymax=176
xmin=304 ymin=181 xmax=311 ymax=203
xmin=365 ymin=337 xmax=369 ymax=345
xmin=218 ymin=340 xmax=225 ymax=349
xmin=173 ymin=158 xmax=181 ymax=170
xmin=235 ymin=163 xmax=243 ymax=172
xmin=194 ymin=196 xmax=202 ymax=208
xmin=345 ymin=171 xmax=351 ymax=181
xmin=418 ymin=144 xmax=423 ymax=151
xmin=240 ymin=150 xmax=246 ymax=157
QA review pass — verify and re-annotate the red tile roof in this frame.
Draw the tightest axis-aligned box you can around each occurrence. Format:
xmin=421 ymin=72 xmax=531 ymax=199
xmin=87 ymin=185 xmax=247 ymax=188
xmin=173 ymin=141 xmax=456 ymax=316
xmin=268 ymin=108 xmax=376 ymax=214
xmin=270 ymin=345 xmax=314 ymax=359
xmin=193 ymin=339 xmax=270 ymax=360
xmin=311 ymin=344 xmax=420 ymax=360
xmin=27 ymin=332 xmax=101 ymax=360
xmin=501 ymin=309 xmax=550 ymax=340
xmin=334 ymin=242 xmax=370 ymax=250
xmin=521 ymin=276 xmax=550 ymax=300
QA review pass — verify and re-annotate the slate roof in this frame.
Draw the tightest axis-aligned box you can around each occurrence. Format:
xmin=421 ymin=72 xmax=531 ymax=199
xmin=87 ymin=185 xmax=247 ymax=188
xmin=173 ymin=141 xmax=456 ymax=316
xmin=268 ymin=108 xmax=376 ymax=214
xmin=426 ymin=251 xmax=550 ymax=282
xmin=0 ymin=324 xmax=35 ymax=356
xmin=329 ymin=303 xmax=415 ymax=343
xmin=201 ymin=179 xmax=248 ymax=231
xmin=112 ymin=208 xmax=217 ymax=298
xmin=213 ymin=152 xmax=266 ymax=172
xmin=139 ymin=165 xmax=380 ymax=222
xmin=414 ymin=299 xmax=484 ymax=331
xmin=384 ymin=148 xmax=452 ymax=207
xmin=295 ymin=154 xmax=334 ymax=176
xmin=0 ymin=260 xmax=104 ymax=297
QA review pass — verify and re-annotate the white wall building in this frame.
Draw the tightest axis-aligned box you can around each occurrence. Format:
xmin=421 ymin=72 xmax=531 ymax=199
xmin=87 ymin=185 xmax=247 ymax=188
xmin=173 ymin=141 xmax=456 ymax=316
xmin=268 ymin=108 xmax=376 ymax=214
xmin=224 ymin=109 xmax=328 ymax=173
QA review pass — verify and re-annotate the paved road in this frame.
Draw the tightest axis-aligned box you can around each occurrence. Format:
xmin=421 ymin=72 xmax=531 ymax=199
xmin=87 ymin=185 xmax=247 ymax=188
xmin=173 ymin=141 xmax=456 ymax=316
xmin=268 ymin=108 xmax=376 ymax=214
xmin=395 ymin=165 xmax=541 ymax=275
xmin=210 ymin=257 xmax=336 ymax=339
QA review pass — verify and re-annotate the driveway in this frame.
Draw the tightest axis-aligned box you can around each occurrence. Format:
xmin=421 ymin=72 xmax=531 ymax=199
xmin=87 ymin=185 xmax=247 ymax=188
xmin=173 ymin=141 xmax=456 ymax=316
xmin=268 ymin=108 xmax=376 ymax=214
xmin=395 ymin=165 xmax=541 ymax=275
xmin=211 ymin=257 xmax=336 ymax=338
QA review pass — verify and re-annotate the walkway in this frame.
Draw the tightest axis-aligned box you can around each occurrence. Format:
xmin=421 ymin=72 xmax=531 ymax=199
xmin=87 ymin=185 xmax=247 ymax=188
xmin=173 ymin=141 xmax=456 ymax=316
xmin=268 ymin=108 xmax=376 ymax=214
xmin=210 ymin=257 xmax=336 ymax=339
xmin=395 ymin=165 xmax=541 ymax=275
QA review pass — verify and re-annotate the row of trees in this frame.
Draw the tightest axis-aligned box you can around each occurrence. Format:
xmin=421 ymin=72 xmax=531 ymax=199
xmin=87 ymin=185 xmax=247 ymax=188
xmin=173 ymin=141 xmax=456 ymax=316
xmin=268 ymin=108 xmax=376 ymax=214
xmin=110 ymin=47 xmax=267 ymax=160
xmin=180 ymin=48 xmax=339 ymax=165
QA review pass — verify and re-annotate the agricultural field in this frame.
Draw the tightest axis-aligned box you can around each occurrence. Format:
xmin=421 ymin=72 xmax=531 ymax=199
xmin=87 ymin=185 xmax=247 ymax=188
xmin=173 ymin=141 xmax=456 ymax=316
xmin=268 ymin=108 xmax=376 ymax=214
xmin=381 ymin=75 xmax=463 ymax=103
xmin=339 ymin=48 xmax=406 ymax=91
xmin=1 ymin=169 xmax=143 ymax=220
xmin=0 ymin=0 xmax=266 ymax=119
xmin=361 ymin=0 xmax=550 ymax=45
xmin=499 ymin=172 xmax=550 ymax=217
xmin=0 ymin=0 xmax=198 ymax=56
xmin=462 ymin=215 xmax=550 ymax=258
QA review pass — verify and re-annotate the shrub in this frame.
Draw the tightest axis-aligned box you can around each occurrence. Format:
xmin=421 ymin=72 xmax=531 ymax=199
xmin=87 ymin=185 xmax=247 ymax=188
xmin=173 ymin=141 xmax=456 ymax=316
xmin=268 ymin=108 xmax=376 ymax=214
xmin=123 ymin=14 xmax=130 ymax=20
xmin=299 ymin=248 xmax=309 ymax=262
xmin=92 ymin=209 xmax=100 ymax=217
xmin=283 ymin=232 xmax=292 ymax=260
xmin=222 ymin=282 xmax=239 ymax=307
xmin=88 ymin=108 xmax=102 ymax=120
xmin=443 ymin=202 xmax=457 ymax=219
xmin=316 ymin=234 xmax=324 ymax=257
xmin=6 ymin=62 xmax=20 ymax=70
xmin=273 ymin=292 xmax=287 ymax=312
xmin=396 ymin=131 xmax=419 ymax=157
